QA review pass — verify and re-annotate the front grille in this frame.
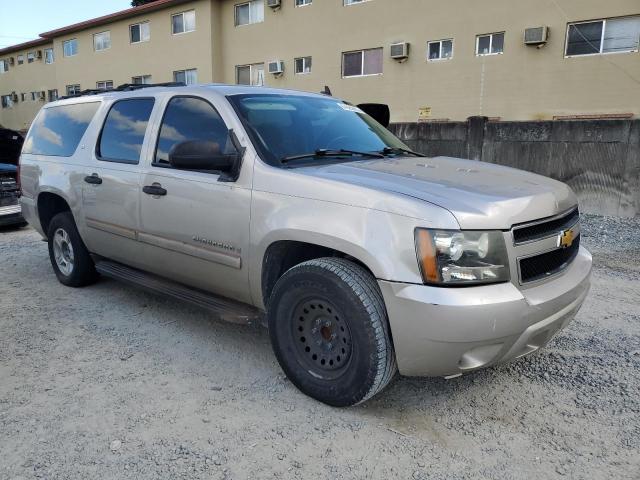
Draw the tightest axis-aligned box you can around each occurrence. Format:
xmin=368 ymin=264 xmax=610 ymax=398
xmin=513 ymin=208 xmax=580 ymax=244
xmin=0 ymin=175 xmax=18 ymax=197
xmin=519 ymin=235 xmax=580 ymax=283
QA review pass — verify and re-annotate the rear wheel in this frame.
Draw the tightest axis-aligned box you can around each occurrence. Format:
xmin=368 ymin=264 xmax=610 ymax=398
xmin=267 ymin=258 xmax=397 ymax=406
xmin=47 ymin=212 xmax=98 ymax=287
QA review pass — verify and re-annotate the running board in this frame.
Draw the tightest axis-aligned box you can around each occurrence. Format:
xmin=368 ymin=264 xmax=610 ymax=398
xmin=94 ymin=259 xmax=263 ymax=324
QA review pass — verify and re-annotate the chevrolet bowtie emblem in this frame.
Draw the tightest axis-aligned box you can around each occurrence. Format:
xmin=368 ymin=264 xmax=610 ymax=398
xmin=558 ymin=228 xmax=575 ymax=249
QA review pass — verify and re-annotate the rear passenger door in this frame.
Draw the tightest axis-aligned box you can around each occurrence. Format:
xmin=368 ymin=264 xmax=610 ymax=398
xmin=137 ymin=95 xmax=252 ymax=304
xmin=81 ymin=98 xmax=155 ymax=268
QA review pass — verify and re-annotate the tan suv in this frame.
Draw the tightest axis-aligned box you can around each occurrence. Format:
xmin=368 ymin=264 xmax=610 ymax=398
xmin=19 ymin=84 xmax=592 ymax=406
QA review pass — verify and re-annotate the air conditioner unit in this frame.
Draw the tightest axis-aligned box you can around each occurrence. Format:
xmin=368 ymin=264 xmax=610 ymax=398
xmin=266 ymin=0 xmax=281 ymax=8
xmin=35 ymin=50 xmax=43 ymax=59
xmin=268 ymin=60 xmax=284 ymax=75
xmin=390 ymin=42 xmax=410 ymax=60
xmin=8 ymin=57 xmax=15 ymax=66
xmin=524 ymin=26 xmax=549 ymax=45
xmin=39 ymin=91 xmax=46 ymax=101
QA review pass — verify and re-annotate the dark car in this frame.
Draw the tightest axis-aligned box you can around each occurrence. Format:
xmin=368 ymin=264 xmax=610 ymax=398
xmin=0 ymin=126 xmax=24 ymax=166
xmin=0 ymin=163 xmax=25 ymax=228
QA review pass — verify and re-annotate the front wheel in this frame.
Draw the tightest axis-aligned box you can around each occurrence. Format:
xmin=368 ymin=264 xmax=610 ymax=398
xmin=267 ymin=258 xmax=397 ymax=407
xmin=47 ymin=212 xmax=98 ymax=287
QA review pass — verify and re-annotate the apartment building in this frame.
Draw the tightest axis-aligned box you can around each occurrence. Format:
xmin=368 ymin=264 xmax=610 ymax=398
xmin=1 ymin=0 xmax=639 ymax=131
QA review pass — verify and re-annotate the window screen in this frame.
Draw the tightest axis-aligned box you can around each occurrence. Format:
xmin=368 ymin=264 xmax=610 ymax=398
xmin=603 ymin=17 xmax=640 ymax=53
xmin=97 ymin=99 xmax=155 ymax=164
xmin=22 ymin=103 xmax=100 ymax=157
xmin=155 ymin=97 xmax=229 ymax=166
xmin=567 ymin=21 xmax=603 ymax=56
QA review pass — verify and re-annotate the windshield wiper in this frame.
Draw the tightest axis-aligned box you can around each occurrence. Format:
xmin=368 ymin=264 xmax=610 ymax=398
xmin=380 ymin=147 xmax=423 ymax=157
xmin=281 ymin=149 xmax=385 ymax=164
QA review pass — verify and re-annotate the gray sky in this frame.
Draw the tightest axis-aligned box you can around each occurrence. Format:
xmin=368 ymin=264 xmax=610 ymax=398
xmin=0 ymin=0 xmax=132 ymax=48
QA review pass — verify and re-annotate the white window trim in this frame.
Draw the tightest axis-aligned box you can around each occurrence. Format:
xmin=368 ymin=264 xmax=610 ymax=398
xmin=44 ymin=48 xmax=54 ymax=65
xmin=234 ymin=1 xmax=264 ymax=27
xmin=294 ymin=56 xmax=312 ymax=74
xmin=344 ymin=0 xmax=371 ymax=6
xmin=130 ymin=22 xmax=151 ymax=44
xmin=295 ymin=0 xmax=312 ymax=7
xmin=96 ymin=81 xmax=114 ymax=90
xmin=427 ymin=39 xmax=454 ymax=62
xmin=93 ymin=31 xmax=111 ymax=52
xmin=235 ymin=64 xmax=265 ymax=85
xmin=173 ymin=68 xmax=198 ymax=85
xmin=132 ymin=75 xmax=152 ymax=84
xmin=475 ymin=32 xmax=505 ymax=56
xmin=63 ymin=39 xmax=78 ymax=57
xmin=564 ymin=17 xmax=640 ymax=58
xmin=342 ymin=48 xmax=383 ymax=78
xmin=172 ymin=10 xmax=196 ymax=35
xmin=17 ymin=54 xmax=24 ymax=64
xmin=66 ymin=84 xmax=81 ymax=95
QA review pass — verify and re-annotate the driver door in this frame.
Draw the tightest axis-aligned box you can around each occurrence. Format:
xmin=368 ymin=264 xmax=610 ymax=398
xmin=137 ymin=95 xmax=253 ymax=304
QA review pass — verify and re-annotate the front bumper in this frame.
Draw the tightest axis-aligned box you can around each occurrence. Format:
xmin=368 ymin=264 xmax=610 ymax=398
xmin=379 ymin=246 xmax=592 ymax=377
xmin=0 ymin=203 xmax=24 ymax=227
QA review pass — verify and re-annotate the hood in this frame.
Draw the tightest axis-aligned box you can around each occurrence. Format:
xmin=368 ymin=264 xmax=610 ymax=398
xmin=297 ymin=156 xmax=576 ymax=230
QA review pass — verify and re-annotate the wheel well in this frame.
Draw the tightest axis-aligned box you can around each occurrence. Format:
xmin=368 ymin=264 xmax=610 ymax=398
xmin=37 ymin=193 xmax=71 ymax=238
xmin=261 ymin=240 xmax=374 ymax=305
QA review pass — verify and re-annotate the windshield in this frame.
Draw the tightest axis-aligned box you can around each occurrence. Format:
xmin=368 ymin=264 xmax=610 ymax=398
xmin=227 ymin=94 xmax=409 ymax=166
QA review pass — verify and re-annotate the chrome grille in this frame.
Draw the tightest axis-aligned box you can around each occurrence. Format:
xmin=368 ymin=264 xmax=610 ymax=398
xmin=519 ymin=235 xmax=581 ymax=283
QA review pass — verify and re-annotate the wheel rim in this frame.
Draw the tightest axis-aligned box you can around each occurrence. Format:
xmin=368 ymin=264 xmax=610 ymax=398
xmin=52 ymin=227 xmax=74 ymax=276
xmin=291 ymin=298 xmax=353 ymax=379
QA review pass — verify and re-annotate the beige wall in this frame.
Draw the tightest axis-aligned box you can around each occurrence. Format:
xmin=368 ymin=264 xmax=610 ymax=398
xmin=1 ymin=0 xmax=639 ymax=130
xmin=219 ymin=0 xmax=640 ymax=122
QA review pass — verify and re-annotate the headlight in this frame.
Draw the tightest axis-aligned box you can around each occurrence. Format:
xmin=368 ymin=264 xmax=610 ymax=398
xmin=414 ymin=229 xmax=510 ymax=285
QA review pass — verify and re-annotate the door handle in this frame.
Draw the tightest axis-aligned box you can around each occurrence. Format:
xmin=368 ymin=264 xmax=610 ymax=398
xmin=143 ymin=184 xmax=167 ymax=196
xmin=84 ymin=174 xmax=102 ymax=185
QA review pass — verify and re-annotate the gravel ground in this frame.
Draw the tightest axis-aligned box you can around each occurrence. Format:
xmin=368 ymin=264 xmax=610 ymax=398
xmin=1 ymin=215 xmax=638 ymax=480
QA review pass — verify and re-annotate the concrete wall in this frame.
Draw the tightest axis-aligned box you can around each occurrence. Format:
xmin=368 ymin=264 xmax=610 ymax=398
xmin=390 ymin=118 xmax=640 ymax=217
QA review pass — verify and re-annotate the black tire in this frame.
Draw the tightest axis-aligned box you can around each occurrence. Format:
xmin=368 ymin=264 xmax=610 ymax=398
xmin=47 ymin=212 xmax=98 ymax=287
xmin=267 ymin=257 xmax=397 ymax=407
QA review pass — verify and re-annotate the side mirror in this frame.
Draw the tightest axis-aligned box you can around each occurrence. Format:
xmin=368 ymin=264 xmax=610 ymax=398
xmin=357 ymin=103 xmax=391 ymax=128
xmin=169 ymin=140 xmax=236 ymax=171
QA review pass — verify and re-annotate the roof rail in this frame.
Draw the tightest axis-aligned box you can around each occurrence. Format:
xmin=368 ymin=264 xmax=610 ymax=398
xmin=59 ymin=82 xmax=186 ymax=100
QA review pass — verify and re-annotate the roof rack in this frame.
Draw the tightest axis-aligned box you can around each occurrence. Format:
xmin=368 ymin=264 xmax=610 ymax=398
xmin=59 ymin=82 xmax=186 ymax=100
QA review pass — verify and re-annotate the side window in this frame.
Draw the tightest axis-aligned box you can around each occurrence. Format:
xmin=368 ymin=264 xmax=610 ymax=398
xmin=154 ymin=97 xmax=229 ymax=166
xmin=22 ymin=102 xmax=100 ymax=157
xmin=97 ymin=98 xmax=155 ymax=164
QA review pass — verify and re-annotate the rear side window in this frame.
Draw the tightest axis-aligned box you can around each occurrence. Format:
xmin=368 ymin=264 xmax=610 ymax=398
xmin=22 ymin=102 xmax=100 ymax=157
xmin=97 ymin=98 xmax=155 ymax=164
xmin=154 ymin=96 xmax=229 ymax=166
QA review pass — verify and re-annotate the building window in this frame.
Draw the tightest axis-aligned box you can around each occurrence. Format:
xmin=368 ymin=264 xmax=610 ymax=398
xmin=172 ymin=10 xmax=196 ymax=34
xmin=428 ymin=39 xmax=453 ymax=61
xmin=48 ymin=89 xmax=58 ymax=102
xmin=63 ymin=39 xmax=78 ymax=57
xmin=1 ymin=95 xmax=14 ymax=109
xmin=344 ymin=0 xmax=369 ymax=5
xmin=236 ymin=63 xmax=265 ymax=85
xmin=566 ymin=16 xmax=640 ymax=57
xmin=173 ymin=68 xmax=198 ymax=85
xmin=0 ymin=60 xmax=8 ymax=73
xmin=342 ymin=48 xmax=383 ymax=77
xmin=294 ymin=56 xmax=312 ymax=74
xmin=17 ymin=55 xmax=24 ymax=65
xmin=30 ymin=91 xmax=38 ymax=101
xmin=27 ymin=52 xmax=35 ymax=63
xmin=295 ymin=0 xmax=312 ymax=6
xmin=235 ymin=1 xmax=264 ymax=26
xmin=96 ymin=81 xmax=114 ymax=90
xmin=21 ymin=93 xmax=26 ymax=101
xmin=66 ymin=84 xmax=81 ymax=96
xmin=44 ymin=48 xmax=54 ymax=64
xmin=132 ymin=75 xmax=152 ymax=84
xmin=94 ymin=31 xmax=111 ymax=51
xmin=130 ymin=22 xmax=151 ymax=43
xmin=476 ymin=32 xmax=504 ymax=56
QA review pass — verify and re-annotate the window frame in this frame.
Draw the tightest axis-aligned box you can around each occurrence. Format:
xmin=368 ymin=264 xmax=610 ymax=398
xmin=344 ymin=0 xmax=370 ymax=5
xmin=173 ymin=68 xmax=198 ymax=85
xmin=427 ymin=39 xmax=454 ymax=61
xmin=95 ymin=97 xmax=156 ymax=165
xmin=17 ymin=54 xmax=24 ymax=65
xmin=66 ymin=84 xmax=81 ymax=96
xmin=63 ymin=39 xmax=78 ymax=57
xmin=0 ymin=60 xmax=7 ymax=73
xmin=96 ymin=81 xmax=114 ymax=90
xmin=132 ymin=75 xmax=152 ymax=85
xmin=235 ymin=63 xmax=265 ymax=85
xmin=44 ymin=48 xmax=54 ymax=64
xmin=564 ymin=16 xmax=640 ymax=58
xmin=295 ymin=0 xmax=312 ymax=6
xmin=234 ymin=0 xmax=264 ymax=27
xmin=93 ymin=31 xmax=111 ymax=52
xmin=151 ymin=95 xmax=231 ymax=171
xmin=48 ymin=89 xmax=58 ymax=102
xmin=27 ymin=52 xmax=35 ymax=63
xmin=294 ymin=56 xmax=312 ymax=74
xmin=475 ymin=32 xmax=505 ymax=56
xmin=130 ymin=21 xmax=151 ymax=44
xmin=341 ymin=47 xmax=383 ymax=78
xmin=171 ymin=10 xmax=196 ymax=35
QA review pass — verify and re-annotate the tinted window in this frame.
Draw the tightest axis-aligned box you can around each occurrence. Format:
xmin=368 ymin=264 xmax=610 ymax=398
xmin=22 ymin=102 xmax=100 ymax=157
xmin=97 ymin=99 xmax=155 ymax=164
xmin=155 ymin=97 xmax=229 ymax=165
